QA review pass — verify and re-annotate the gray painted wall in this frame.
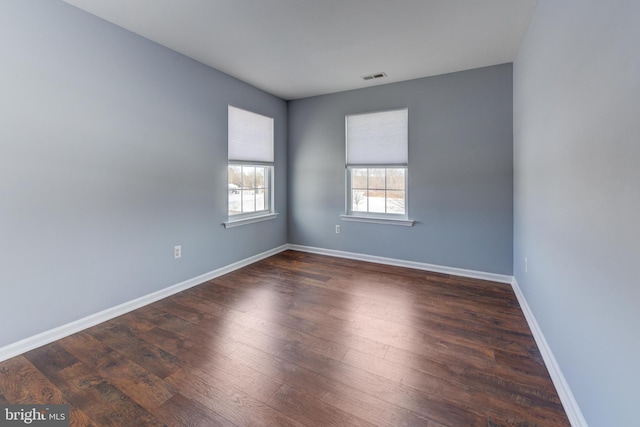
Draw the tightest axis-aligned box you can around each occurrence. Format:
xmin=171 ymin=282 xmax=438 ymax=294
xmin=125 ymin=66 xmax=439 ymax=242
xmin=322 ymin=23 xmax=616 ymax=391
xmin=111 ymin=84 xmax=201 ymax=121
xmin=0 ymin=1 xmax=287 ymax=348
xmin=288 ymin=65 xmax=513 ymax=275
xmin=514 ymin=1 xmax=640 ymax=425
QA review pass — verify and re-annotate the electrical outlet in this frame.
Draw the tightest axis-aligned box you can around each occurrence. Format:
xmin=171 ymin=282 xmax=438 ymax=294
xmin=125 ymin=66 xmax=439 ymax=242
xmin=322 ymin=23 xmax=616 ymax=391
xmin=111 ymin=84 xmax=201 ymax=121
xmin=335 ymin=225 xmax=341 ymax=234
xmin=525 ymin=257 xmax=528 ymax=273
xmin=174 ymin=245 xmax=182 ymax=259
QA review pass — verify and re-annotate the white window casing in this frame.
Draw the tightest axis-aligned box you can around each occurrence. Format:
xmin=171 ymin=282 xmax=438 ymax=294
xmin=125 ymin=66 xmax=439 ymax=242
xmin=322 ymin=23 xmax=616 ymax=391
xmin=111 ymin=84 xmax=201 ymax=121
xmin=225 ymin=106 xmax=276 ymax=228
xmin=345 ymin=108 xmax=414 ymax=226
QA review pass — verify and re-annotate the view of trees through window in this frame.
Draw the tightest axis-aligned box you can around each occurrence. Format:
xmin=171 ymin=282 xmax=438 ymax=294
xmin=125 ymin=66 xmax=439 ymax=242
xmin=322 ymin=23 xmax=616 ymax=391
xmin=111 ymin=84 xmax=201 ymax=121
xmin=350 ymin=167 xmax=405 ymax=214
xmin=228 ymin=165 xmax=269 ymax=215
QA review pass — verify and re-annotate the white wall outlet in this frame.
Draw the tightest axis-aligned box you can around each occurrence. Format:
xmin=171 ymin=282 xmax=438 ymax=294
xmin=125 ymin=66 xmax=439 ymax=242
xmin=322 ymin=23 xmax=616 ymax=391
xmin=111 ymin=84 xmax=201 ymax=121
xmin=174 ymin=245 xmax=182 ymax=259
xmin=335 ymin=224 xmax=341 ymax=234
xmin=525 ymin=257 xmax=528 ymax=273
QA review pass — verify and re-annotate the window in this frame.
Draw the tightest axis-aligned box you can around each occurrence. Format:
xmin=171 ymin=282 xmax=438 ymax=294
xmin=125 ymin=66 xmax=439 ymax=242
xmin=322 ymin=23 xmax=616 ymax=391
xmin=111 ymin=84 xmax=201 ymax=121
xmin=344 ymin=108 xmax=413 ymax=226
xmin=225 ymin=106 xmax=276 ymax=228
xmin=227 ymin=164 xmax=269 ymax=214
xmin=349 ymin=167 xmax=406 ymax=214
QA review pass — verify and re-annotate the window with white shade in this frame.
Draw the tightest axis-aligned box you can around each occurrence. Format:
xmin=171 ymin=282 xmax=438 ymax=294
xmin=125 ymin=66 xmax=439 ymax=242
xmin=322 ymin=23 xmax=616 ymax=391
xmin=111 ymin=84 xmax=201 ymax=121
xmin=226 ymin=106 xmax=276 ymax=227
xmin=344 ymin=108 xmax=412 ymax=225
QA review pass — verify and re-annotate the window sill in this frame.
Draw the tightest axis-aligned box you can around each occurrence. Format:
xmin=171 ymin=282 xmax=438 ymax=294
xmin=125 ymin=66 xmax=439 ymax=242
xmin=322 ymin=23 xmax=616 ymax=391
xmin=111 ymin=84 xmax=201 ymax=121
xmin=223 ymin=213 xmax=278 ymax=228
xmin=340 ymin=214 xmax=414 ymax=227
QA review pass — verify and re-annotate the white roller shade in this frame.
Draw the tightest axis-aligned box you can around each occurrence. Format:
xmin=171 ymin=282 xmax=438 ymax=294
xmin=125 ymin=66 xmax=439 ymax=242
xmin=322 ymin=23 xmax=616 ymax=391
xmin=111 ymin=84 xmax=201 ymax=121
xmin=346 ymin=108 xmax=408 ymax=165
xmin=228 ymin=106 xmax=274 ymax=163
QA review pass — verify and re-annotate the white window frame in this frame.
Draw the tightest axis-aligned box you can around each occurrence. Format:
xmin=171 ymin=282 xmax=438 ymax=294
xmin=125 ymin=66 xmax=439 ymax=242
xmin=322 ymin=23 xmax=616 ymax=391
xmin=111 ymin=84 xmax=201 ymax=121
xmin=343 ymin=108 xmax=414 ymax=227
xmin=224 ymin=106 xmax=277 ymax=228
xmin=227 ymin=162 xmax=274 ymax=219
xmin=346 ymin=165 xmax=408 ymax=214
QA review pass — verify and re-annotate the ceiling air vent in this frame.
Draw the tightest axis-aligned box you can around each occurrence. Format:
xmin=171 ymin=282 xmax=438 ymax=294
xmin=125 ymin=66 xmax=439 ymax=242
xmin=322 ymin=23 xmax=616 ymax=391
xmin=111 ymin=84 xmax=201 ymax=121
xmin=362 ymin=72 xmax=387 ymax=81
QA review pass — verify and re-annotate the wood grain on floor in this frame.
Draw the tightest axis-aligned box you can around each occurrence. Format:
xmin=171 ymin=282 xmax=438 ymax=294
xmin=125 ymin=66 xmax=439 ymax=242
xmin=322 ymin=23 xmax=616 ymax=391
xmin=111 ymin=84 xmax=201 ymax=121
xmin=0 ymin=250 xmax=570 ymax=426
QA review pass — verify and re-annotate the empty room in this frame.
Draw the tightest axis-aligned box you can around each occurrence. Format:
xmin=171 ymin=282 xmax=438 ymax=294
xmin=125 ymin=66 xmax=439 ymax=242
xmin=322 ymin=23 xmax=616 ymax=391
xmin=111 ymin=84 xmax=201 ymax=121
xmin=1 ymin=1 xmax=637 ymax=426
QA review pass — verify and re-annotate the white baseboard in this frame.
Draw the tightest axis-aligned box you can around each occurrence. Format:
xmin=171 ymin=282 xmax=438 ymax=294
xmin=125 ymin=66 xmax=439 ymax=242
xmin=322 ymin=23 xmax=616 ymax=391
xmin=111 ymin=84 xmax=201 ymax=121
xmin=287 ymin=244 xmax=513 ymax=284
xmin=511 ymin=277 xmax=588 ymax=427
xmin=289 ymin=245 xmax=586 ymax=426
xmin=0 ymin=244 xmax=288 ymax=363
xmin=0 ymin=243 xmax=587 ymax=427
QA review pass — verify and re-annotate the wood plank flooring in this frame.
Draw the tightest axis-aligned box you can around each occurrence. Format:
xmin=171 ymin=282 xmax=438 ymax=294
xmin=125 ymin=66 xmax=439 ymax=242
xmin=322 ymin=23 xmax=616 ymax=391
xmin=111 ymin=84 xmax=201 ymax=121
xmin=0 ymin=250 xmax=570 ymax=426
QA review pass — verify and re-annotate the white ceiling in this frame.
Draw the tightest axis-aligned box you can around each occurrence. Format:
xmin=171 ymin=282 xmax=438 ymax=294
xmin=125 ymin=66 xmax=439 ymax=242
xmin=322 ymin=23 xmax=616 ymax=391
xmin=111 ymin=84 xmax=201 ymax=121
xmin=62 ymin=0 xmax=537 ymax=100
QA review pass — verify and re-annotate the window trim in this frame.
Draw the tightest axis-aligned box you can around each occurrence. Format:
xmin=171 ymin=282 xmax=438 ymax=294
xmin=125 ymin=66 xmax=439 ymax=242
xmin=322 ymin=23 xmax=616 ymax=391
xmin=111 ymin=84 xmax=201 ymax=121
xmin=346 ymin=165 xmax=408 ymax=217
xmin=344 ymin=165 xmax=413 ymax=226
xmin=226 ymin=105 xmax=277 ymax=228
xmin=223 ymin=212 xmax=278 ymax=229
xmin=340 ymin=214 xmax=414 ymax=227
xmin=344 ymin=108 xmax=412 ymax=226
xmin=226 ymin=162 xmax=274 ymax=225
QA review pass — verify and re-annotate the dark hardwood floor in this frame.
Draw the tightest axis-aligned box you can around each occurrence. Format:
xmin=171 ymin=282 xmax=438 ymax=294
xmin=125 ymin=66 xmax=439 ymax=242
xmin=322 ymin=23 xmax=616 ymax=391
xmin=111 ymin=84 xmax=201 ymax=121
xmin=0 ymin=250 xmax=570 ymax=426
